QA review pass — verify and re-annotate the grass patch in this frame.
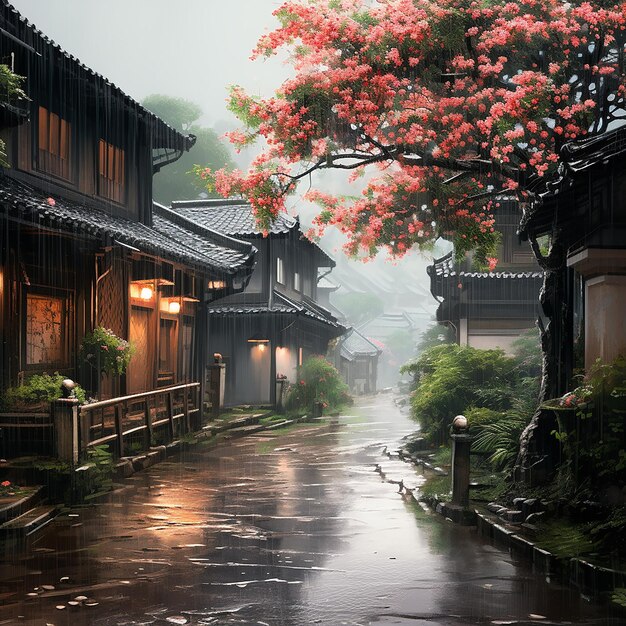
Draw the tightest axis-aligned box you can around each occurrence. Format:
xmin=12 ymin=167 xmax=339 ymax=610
xmin=431 ymin=446 xmax=451 ymax=469
xmin=259 ymin=414 xmax=287 ymax=425
xmin=419 ymin=474 xmax=451 ymax=500
xmin=534 ymin=519 xmax=598 ymax=558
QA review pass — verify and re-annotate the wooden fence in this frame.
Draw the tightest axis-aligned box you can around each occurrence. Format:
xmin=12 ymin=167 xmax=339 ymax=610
xmin=78 ymin=382 xmax=201 ymax=458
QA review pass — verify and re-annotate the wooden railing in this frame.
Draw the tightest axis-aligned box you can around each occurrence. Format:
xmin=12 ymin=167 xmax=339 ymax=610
xmin=79 ymin=382 xmax=200 ymax=457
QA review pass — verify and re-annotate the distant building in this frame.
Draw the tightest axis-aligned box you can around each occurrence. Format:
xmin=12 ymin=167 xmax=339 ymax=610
xmin=428 ymin=200 xmax=543 ymax=353
xmin=163 ymin=200 xmax=344 ymax=406
xmin=329 ymin=254 xmax=435 ymax=385
xmin=333 ymin=328 xmax=381 ymax=395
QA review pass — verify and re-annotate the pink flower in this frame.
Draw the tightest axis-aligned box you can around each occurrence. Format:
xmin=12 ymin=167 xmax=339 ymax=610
xmin=47 ymin=197 xmax=56 ymax=207
xmin=1 ymin=481 xmax=10 ymax=487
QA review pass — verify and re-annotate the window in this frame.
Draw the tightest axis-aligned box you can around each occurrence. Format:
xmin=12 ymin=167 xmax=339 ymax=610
xmin=158 ymin=318 xmax=177 ymax=386
xmin=38 ymin=106 xmax=71 ymax=179
xmin=293 ymin=272 xmax=301 ymax=292
xmin=26 ymin=292 xmax=71 ymax=367
xmin=303 ymin=275 xmax=313 ymax=297
xmin=98 ymin=139 xmax=125 ymax=203
xmin=276 ymin=257 xmax=285 ymax=284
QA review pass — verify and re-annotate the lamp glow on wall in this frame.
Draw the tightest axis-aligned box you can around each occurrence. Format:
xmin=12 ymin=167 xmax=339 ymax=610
xmin=248 ymin=333 xmax=269 ymax=351
xmin=130 ymin=280 xmax=156 ymax=301
xmin=140 ymin=286 xmax=153 ymax=300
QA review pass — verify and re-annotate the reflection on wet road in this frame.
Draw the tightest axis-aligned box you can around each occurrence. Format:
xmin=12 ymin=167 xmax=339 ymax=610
xmin=0 ymin=395 xmax=618 ymax=625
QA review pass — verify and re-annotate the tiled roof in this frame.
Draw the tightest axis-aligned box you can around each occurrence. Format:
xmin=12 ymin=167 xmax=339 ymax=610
xmin=0 ymin=175 xmax=253 ymax=275
xmin=170 ymin=199 xmax=297 ymax=236
xmin=152 ymin=203 xmax=256 ymax=273
xmin=340 ymin=328 xmax=381 ymax=360
xmin=428 ymin=251 xmax=543 ymax=280
xmin=207 ymin=290 xmax=343 ymax=329
xmin=0 ymin=1 xmax=193 ymax=152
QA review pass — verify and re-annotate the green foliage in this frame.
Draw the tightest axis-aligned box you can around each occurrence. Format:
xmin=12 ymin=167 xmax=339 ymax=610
xmin=510 ymin=328 xmax=542 ymax=377
xmin=82 ymin=445 xmax=115 ymax=500
xmin=403 ymin=339 xmax=541 ymax=467
xmin=80 ymin=326 xmax=134 ymax=376
xmin=589 ymin=505 xmax=626 ymax=556
xmin=332 ymin=292 xmax=384 ymax=327
xmin=403 ymin=344 xmax=519 ymax=443
xmin=1 ymin=373 xmax=86 ymax=411
xmin=0 ymin=63 xmax=27 ymax=165
xmin=472 ymin=412 xmax=528 ymax=470
xmin=544 ymin=354 xmax=626 ymax=486
xmin=284 ymin=356 xmax=352 ymax=414
xmin=142 ymin=94 xmax=236 ymax=205
xmin=612 ymin=588 xmax=626 ymax=608
xmin=534 ymin=519 xmax=598 ymax=558
xmin=142 ymin=94 xmax=202 ymax=131
xmin=415 ymin=324 xmax=455 ymax=355
xmin=154 ymin=125 xmax=236 ymax=205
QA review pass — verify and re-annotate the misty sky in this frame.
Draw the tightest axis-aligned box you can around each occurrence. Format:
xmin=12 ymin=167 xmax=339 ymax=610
xmin=11 ymin=0 xmax=286 ymax=126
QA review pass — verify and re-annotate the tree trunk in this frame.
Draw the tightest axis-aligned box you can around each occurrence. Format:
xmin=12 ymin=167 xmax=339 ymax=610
xmin=515 ymin=229 xmax=572 ymax=485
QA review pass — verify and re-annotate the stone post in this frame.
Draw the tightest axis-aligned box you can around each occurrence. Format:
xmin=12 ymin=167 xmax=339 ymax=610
xmin=275 ymin=378 xmax=287 ymax=413
xmin=53 ymin=398 xmax=80 ymax=465
xmin=208 ymin=356 xmax=226 ymax=419
xmin=450 ymin=415 xmax=471 ymax=507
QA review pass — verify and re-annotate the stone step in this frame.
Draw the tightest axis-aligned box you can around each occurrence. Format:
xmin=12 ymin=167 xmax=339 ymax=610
xmin=0 ymin=486 xmax=45 ymax=524
xmin=0 ymin=504 xmax=58 ymax=537
xmin=224 ymin=424 xmax=267 ymax=438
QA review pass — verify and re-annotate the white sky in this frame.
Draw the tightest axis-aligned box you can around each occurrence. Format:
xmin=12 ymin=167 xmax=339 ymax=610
xmin=11 ymin=0 xmax=286 ymax=126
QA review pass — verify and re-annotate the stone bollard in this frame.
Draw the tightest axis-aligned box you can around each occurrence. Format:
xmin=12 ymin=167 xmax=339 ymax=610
xmin=208 ymin=356 xmax=226 ymax=419
xmin=450 ymin=415 xmax=471 ymax=507
xmin=53 ymin=397 xmax=80 ymax=465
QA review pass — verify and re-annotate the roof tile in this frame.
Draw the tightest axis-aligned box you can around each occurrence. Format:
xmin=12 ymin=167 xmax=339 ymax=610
xmin=0 ymin=175 xmax=254 ymax=274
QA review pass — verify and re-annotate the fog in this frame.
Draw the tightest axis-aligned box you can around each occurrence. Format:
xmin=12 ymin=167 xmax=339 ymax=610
xmin=11 ymin=0 xmax=438 ymax=383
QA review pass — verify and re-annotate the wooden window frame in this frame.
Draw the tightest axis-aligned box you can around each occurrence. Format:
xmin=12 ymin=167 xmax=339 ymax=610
xmin=22 ymin=286 xmax=74 ymax=372
xmin=98 ymin=139 xmax=126 ymax=204
xmin=37 ymin=106 xmax=72 ymax=181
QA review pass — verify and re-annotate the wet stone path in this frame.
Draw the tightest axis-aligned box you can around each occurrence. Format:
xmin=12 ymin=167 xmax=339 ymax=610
xmin=0 ymin=395 xmax=618 ymax=625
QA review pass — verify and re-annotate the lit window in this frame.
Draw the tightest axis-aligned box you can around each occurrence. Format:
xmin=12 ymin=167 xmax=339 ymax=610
xmin=26 ymin=293 xmax=71 ymax=367
xmin=98 ymin=139 xmax=125 ymax=203
xmin=38 ymin=106 xmax=71 ymax=179
xmin=276 ymin=257 xmax=285 ymax=284
xmin=294 ymin=272 xmax=301 ymax=292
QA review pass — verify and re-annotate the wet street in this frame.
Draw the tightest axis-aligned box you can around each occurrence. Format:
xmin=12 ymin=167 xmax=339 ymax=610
xmin=0 ymin=394 xmax=618 ymax=625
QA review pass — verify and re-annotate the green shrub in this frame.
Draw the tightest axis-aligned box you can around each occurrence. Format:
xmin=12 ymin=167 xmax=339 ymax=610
xmin=402 ymin=344 xmax=519 ymax=444
xmin=284 ymin=355 xmax=352 ymax=414
xmin=543 ymin=354 xmax=626 ymax=485
xmin=472 ymin=413 xmax=529 ymax=470
xmin=1 ymin=373 xmax=86 ymax=411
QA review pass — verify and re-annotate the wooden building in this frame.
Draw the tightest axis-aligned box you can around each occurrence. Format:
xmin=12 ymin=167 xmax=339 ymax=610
xmin=334 ymin=327 xmax=381 ymax=395
xmin=428 ymin=200 xmax=543 ymax=353
xmin=515 ymin=127 xmax=626 ymax=484
xmin=165 ymin=200 xmax=344 ymax=406
xmin=0 ymin=1 xmax=255 ymax=453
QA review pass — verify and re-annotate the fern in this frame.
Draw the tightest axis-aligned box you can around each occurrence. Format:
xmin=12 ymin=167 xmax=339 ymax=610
xmin=472 ymin=414 xmax=528 ymax=470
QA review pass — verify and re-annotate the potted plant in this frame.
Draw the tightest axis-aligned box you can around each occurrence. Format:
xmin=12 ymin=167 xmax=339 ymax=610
xmin=79 ymin=327 xmax=135 ymax=397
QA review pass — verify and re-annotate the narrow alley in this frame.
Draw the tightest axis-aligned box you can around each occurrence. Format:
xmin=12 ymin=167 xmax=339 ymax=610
xmin=0 ymin=395 xmax=616 ymax=625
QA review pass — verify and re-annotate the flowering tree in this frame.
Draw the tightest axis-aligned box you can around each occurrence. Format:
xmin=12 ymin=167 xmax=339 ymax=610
xmin=196 ymin=0 xmax=626 ymax=267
